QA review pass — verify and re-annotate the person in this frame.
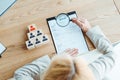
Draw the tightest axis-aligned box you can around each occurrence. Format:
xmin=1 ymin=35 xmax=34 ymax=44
xmin=10 ymin=17 xmax=117 ymax=80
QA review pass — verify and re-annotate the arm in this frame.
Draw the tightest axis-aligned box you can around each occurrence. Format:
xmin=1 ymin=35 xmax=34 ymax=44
xmin=14 ymin=55 xmax=51 ymax=80
xmin=72 ymin=18 xmax=117 ymax=80
xmin=86 ymin=26 xmax=117 ymax=80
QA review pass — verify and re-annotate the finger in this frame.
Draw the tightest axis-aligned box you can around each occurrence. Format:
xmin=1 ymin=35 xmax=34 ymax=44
xmin=65 ymin=48 xmax=76 ymax=55
xmin=64 ymin=48 xmax=78 ymax=56
xmin=64 ymin=48 xmax=71 ymax=53
xmin=72 ymin=18 xmax=77 ymax=23
xmin=72 ymin=18 xmax=83 ymax=28
xmin=60 ymin=48 xmax=71 ymax=54
xmin=72 ymin=17 xmax=87 ymax=23
xmin=79 ymin=17 xmax=88 ymax=23
xmin=71 ymin=52 xmax=79 ymax=57
xmin=70 ymin=49 xmax=78 ymax=56
xmin=68 ymin=48 xmax=77 ymax=54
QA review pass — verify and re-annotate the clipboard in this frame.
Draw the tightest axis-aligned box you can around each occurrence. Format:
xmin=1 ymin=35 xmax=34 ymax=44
xmin=47 ymin=11 xmax=89 ymax=54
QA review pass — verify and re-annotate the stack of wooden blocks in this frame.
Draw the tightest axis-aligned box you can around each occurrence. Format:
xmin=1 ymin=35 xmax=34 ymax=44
xmin=25 ymin=24 xmax=49 ymax=50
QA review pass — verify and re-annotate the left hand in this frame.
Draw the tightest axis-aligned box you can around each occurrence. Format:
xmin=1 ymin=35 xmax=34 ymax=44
xmin=62 ymin=48 xmax=79 ymax=57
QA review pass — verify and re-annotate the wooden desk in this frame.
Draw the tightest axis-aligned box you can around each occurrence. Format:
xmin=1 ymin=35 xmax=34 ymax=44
xmin=0 ymin=0 xmax=120 ymax=80
xmin=114 ymin=0 xmax=120 ymax=14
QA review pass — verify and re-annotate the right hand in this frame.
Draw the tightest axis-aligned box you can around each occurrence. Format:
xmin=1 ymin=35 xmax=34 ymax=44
xmin=72 ymin=18 xmax=91 ymax=33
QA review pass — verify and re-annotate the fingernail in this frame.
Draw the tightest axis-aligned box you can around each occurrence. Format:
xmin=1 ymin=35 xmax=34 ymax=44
xmin=74 ymin=48 xmax=78 ymax=50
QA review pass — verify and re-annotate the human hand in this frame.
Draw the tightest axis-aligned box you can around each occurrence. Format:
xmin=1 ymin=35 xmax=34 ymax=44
xmin=72 ymin=18 xmax=91 ymax=33
xmin=62 ymin=48 xmax=79 ymax=57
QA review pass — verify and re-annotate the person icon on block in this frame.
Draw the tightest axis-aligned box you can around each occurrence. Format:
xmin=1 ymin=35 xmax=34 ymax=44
xmin=42 ymin=36 xmax=48 ymax=41
xmin=30 ymin=33 xmax=35 ymax=38
xmin=28 ymin=41 xmax=33 ymax=46
xmin=37 ymin=30 xmax=42 ymax=36
xmin=35 ymin=38 xmax=41 ymax=44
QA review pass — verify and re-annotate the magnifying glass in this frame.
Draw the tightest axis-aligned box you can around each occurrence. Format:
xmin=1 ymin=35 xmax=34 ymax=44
xmin=56 ymin=13 xmax=71 ymax=27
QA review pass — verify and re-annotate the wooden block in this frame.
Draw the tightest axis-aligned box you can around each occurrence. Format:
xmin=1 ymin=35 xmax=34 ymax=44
xmin=41 ymin=35 xmax=49 ymax=44
xmin=35 ymin=29 xmax=43 ymax=37
xmin=27 ymin=24 xmax=37 ymax=32
xmin=26 ymin=25 xmax=49 ymax=49
xmin=25 ymin=40 xmax=35 ymax=50
xmin=27 ymin=31 xmax=36 ymax=39
xmin=34 ymin=36 xmax=42 ymax=48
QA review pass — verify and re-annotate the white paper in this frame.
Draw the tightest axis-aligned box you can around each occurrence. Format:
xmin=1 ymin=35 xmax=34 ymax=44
xmin=47 ymin=12 xmax=89 ymax=54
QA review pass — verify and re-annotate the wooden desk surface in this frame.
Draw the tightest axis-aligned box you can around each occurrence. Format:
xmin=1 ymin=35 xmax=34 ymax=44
xmin=0 ymin=0 xmax=120 ymax=80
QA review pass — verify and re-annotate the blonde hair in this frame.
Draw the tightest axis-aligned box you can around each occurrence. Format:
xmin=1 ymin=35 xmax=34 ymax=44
xmin=42 ymin=54 xmax=74 ymax=80
xmin=42 ymin=55 xmax=95 ymax=80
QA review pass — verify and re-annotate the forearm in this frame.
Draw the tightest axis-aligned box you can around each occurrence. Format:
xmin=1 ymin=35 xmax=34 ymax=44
xmin=14 ymin=55 xmax=51 ymax=80
xmin=86 ymin=25 xmax=113 ymax=54
xmin=86 ymin=26 xmax=117 ymax=79
xmin=89 ymin=52 xmax=116 ymax=80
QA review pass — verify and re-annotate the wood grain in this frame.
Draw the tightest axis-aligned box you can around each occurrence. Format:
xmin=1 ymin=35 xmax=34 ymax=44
xmin=0 ymin=0 xmax=120 ymax=80
xmin=114 ymin=0 xmax=120 ymax=14
xmin=91 ymin=15 xmax=120 ymax=43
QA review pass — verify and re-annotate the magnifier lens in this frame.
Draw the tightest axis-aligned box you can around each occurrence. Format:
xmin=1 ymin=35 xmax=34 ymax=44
xmin=56 ymin=14 xmax=70 ymax=27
